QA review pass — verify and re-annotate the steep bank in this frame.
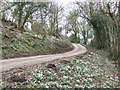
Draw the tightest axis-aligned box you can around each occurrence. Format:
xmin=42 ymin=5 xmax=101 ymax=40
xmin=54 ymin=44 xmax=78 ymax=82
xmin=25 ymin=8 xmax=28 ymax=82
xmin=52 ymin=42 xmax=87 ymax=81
xmin=2 ymin=28 xmax=73 ymax=59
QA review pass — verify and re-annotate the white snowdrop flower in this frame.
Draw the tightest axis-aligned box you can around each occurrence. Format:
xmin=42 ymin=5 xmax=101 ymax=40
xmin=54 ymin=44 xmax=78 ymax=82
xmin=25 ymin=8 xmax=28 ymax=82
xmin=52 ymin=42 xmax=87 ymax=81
xmin=47 ymin=71 xmax=52 ymax=74
xmin=67 ymin=66 xmax=70 ymax=68
xmin=47 ymin=81 xmax=58 ymax=85
xmin=86 ymin=62 xmax=90 ymax=64
xmin=63 ymin=76 xmax=68 ymax=79
xmin=75 ymin=84 xmax=79 ymax=87
xmin=84 ymin=68 xmax=88 ymax=72
xmin=54 ymin=73 xmax=57 ymax=75
xmin=76 ymin=60 xmax=80 ymax=63
xmin=89 ymin=84 xmax=96 ymax=88
xmin=90 ymin=52 xmax=94 ymax=55
xmin=88 ymin=78 xmax=93 ymax=82
xmin=38 ymin=73 xmax=43 ymax=76
xmin=76 ymin=80 xmax=80 ymax=82
xmin=45 ymin=85 xmax=49 ymax=88
xmin=88 ymin=55 xmax=91 ymax=57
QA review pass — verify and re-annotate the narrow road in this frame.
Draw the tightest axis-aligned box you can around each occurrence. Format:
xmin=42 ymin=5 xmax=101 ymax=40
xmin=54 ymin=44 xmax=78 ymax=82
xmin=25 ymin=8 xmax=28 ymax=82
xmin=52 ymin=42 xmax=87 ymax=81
xmin=0 ymin=44 xmax=87 ymax=72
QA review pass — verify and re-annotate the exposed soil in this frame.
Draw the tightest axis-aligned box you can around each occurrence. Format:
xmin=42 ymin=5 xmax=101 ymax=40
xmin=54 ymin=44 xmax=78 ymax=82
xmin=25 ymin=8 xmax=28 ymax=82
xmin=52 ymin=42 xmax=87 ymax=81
xmin=59 ymin=60 xmax=70 ymax=64
xmin=46 ymin=64 xmax=58 ymax=72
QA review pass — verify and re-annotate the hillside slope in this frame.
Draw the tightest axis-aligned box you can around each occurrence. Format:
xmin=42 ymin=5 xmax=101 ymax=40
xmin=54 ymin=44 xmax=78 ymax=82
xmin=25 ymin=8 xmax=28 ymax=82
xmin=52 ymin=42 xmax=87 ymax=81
xmin=1 ymin=23 xmax=73 ymax=59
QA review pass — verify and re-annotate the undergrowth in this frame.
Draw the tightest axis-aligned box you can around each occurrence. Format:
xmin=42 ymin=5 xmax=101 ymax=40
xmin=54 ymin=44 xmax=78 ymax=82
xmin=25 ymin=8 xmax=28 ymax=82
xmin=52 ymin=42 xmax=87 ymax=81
xmin=2 ymin=29 xmax=73 ymax=59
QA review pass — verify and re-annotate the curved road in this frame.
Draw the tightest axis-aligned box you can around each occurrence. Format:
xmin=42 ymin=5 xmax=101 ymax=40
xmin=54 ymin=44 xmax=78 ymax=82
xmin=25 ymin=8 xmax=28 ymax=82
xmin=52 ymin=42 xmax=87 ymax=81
xmin=0 ymin=44 xmax=87 ymax=72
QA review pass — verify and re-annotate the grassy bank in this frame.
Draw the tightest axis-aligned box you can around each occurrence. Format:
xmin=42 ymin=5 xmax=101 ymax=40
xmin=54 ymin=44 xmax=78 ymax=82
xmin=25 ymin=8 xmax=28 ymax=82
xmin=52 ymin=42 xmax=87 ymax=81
xmin=2 ymin=28 xmax=73 ymax=59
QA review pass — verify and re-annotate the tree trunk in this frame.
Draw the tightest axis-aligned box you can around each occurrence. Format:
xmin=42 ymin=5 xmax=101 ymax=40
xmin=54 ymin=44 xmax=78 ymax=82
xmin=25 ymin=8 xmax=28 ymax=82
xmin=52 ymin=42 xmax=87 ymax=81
xmin=22 ymin=14 xmax=29 ymax=28
xmin=118 ymin=1 xmax=120 ymax=86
